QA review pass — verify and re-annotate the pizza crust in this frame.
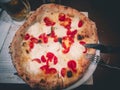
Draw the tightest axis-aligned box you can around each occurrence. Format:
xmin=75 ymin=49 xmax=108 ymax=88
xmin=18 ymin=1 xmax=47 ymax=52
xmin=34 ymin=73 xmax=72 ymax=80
xmin=10 ymin=3 xmax=98 ymax=90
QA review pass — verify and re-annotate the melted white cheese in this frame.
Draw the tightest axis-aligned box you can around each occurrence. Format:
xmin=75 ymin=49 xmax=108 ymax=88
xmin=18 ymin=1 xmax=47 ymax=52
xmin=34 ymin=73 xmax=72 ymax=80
xmin=68 ymin=42 xmax=84 ymax=60
xmin=54 ymin=24 xmax=67 ymax=37
xmin=71 ymin=16 xmax=79 ymax=30
xmin=27 ymin=22 xmax=51 ymax=38
xmin=30 ymin=44 xmax=46 ymax=59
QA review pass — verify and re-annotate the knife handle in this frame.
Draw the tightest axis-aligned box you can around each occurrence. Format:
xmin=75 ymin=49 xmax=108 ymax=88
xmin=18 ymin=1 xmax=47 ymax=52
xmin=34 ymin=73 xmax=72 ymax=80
xmin=100 ymin=45 xmax=120 ymax=53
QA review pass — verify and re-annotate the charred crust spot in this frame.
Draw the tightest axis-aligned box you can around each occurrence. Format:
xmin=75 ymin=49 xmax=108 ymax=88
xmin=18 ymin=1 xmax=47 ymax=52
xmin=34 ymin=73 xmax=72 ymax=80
xmin=51 ymin=12 xmax=53 ymax=15
xmin=92 ymin=32 xmax=94 ymax=35
xmin=20 ymin=34 xmax=23 ymax=37
xmin=40 ymin=79 xmax=46 ymax=83
xmin=67 ymin=14 xmax=74 ymax=17
xmin=26 ymin=76 xmax=30 ymax=81
xmin=47 ymin=33 xmax=51 ymax=36
xmin=85 ymin=35 xmax=89 ymax=38
xmin=22 ymin=42 xmax=26 ymax=46
xmin=26 ymin=49 xmax=29 ymax=54
xmin=38 ymin=40 xmax=42 ymax=43
xmin=67 ymin=70 xmax=73 ymax=78
xmin=58 ymin=38 xmax=62 ymax=44
xmin=64 ymin=6 xmax=68 ymax=9
xmin=77 ymin=34 xmax=84 ymax=40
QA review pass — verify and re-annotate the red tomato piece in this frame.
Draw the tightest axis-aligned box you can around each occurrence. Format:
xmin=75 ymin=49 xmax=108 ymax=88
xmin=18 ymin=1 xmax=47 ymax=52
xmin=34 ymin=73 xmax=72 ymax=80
xmin=51 ymin=30 xmax=56 ymax=37
xmin=65 ymin=24 xmax=71 ymax=30
xmin=44 ymin=17 xmax=55 ymax=26
xmin=62 ymin=48 xmax=70 ymax=54
xmin=29 ymin=41 xmax=34 ymax=50
xmin=41 ymin=55 xmax=46 ymax=62
xmin=30 ymin=37 xmax=38 ymax=43
xmin=83 ymin=47 xmax=87 ymax=53
xmin=43 ymin=35 xmax=48 ymax=43
xmin=61 ymin=68 xmax=66 ymax=77
xmin=62 ymin=42 xmax=67 ymax=49
xmin=79 ymin=41 xmax=87 ymax=53
xmin=47 ymin=68 xmax=57 ymax=74
xmin=59 ymin=13 xmax=66 ymax=21
xmin=67 ymin=60 xmax=76 ymax=71
xmin=79 ymin=41 xmax=86 ymax=45
xmin=24 ymin=33 xmax=30 ymax=40
xmin=54 ymin=36 xmax=58 ymax=42
xmin=39 ymin=33 xmax=48 ymax=43
xmin=46 ymin=52 xmax=54 ymax=61
xmin=40 ymin=65 xmax=49 ymax=71
xmin=78 ymin=20 xmax=83 ymax=27
xmin=67 ymin=30 xmax=71 ymax=35
xmin=32 ymin=58 xmax=41 ymax=63
xmin=71 ymin=30 xmax=77 ymax=37
xmin=53 ymin=56 xmax=58 ymax=65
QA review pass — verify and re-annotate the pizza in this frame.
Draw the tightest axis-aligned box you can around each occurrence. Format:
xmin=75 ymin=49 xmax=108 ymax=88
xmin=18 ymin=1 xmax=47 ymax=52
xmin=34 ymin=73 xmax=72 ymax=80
xmin=10 ymin=4 xmax=98 ymax=90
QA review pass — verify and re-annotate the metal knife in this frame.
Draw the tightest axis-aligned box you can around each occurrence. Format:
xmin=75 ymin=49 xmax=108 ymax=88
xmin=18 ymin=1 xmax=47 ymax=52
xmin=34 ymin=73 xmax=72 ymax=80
xmin=84 ymin=44 xmax=120 ymax=53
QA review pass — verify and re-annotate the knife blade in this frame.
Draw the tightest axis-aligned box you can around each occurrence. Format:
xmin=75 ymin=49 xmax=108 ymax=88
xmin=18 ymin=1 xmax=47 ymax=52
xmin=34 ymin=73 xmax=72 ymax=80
xmin=84 ymin=44 xmax=120 ymax=53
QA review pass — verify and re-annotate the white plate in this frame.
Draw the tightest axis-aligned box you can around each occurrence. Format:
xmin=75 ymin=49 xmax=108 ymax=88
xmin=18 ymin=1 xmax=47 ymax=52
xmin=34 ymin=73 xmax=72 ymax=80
xmin=63 ymin=50 xmax=100 ymax=90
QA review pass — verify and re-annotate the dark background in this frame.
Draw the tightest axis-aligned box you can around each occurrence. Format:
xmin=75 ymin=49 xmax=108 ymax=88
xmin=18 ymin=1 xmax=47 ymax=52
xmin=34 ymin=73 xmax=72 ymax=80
xmin=0 ymin=0 xmax=120 ymax=90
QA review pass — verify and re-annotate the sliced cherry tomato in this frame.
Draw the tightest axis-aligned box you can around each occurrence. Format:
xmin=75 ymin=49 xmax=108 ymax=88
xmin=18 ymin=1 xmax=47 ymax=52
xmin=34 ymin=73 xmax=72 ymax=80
xmin=51 ymin=30 xmax=56 ymax=37
xmin=67 ymin=60 xmax=76 ymax=72
xmin=44 ymin=17 xmax=55 ymax=26
xmin=41 ymin=55 xmax=46 ymax=62
xmin=32 ymin=58 xmax=41 ymax=63
xmin=47 ymin=68 xmax=57 ymax=74
xmin=78 ymin=20 xmax=83 ymax=27
xmin=67 ymin=30 xmax=71 ymax=35
xmin=24 ymin=33 xmax=30 ymax=40
xmin=29 ymin=41 xmax=34 ymax=50
xmin=79 ymin=41 xmax=87 ymax=53
xmin=71 ymin=30 xmax=77 ymax=37
xmin=30 ymin=37 xmax=38 ymax=43
xmin=61 ymin=68 xmax=66 ymax=77
xmin=53 ymin=36 xmax=58 ymax=42
xmin=39 ymin=33 xmax=48 ymax=43
xmin=46 ymin=52 xmax=54 ymax=61
xmin=62 ymin=48 xmax=70 ymax=54
xmin=40 ymin=65 xmax=49 ymax=72
xmin=59 ymin=13 xmax=66 ymax=21
xmin=79 ymin=41 xmax=86 ymax=45
xmin=53 ymin=56 xmax=58 ymax=65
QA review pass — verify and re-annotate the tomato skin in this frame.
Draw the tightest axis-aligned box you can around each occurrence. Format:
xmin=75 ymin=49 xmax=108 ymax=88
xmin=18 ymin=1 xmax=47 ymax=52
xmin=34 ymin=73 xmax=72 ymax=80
xmin=39 ymin=33 xmax=48 ymax=43
xmin=62 ymin=48 xmax=70 ymax=54
xmin=30 ymin=37 xmax=38 ymax=43
xmin=44 ymin=17 xmax=55 ymax=26
xmin=67 ymin=60 xmax=77 ymax=72
xmin=40 ymin=65 xmax=49 ymax=72
xmin=24 ymin=33 xmax=30 ymax=40
xmin=32 ymin=58 xmax=41 ymax=63
xmin=41 ymin=55 xmax=46 ymax=62
xmin=78 ymin=20 xmax=83 ymax=27
xmin=46 ymin=52 xmax=54 ymax=61
xmin=59 ymin=13 xmax=66 ymax=21
xmin=29 ymin=41 xmax=34 ymax=50
xmin=53 ymin=56 xmax=58 ymax=65
xmin=61 ymin=68 xmax=66 ymax=77
xmin=79 ymin=41 xmax=87 ymax=53
xmin=47 ymin=68 xmax=57 ymax=74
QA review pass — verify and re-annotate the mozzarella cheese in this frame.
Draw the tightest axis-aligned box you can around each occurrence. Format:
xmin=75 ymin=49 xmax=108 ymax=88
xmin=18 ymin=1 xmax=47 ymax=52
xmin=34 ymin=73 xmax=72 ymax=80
xmin=27 ymin=22 xmax=51 ymax=38
xmin=68 ymin=42 xmax=84 ymax=60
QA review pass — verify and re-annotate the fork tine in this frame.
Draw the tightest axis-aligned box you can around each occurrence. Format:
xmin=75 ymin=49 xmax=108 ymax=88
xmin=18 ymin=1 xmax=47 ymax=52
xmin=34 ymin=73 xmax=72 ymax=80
xmin=86 ymin=54 xmax=100 ymax=64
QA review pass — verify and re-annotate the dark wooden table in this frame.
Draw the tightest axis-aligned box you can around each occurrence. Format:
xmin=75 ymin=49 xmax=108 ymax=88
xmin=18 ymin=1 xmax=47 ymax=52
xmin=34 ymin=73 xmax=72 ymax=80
xmin=0 ymin=0 xmax=120 ymax=90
